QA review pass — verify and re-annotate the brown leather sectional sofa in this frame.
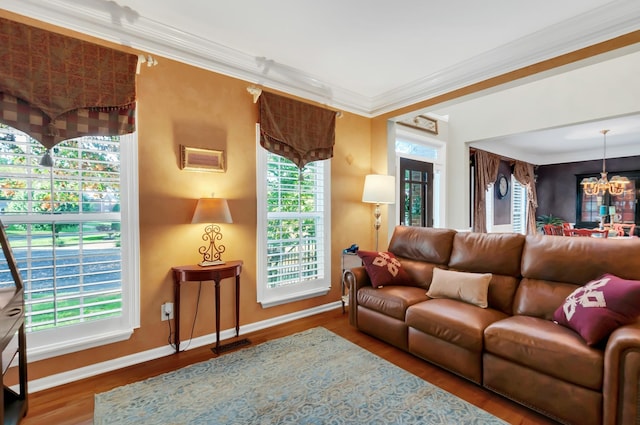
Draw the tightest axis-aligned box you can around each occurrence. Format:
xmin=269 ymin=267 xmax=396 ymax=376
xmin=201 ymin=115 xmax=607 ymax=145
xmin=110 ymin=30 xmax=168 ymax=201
xmin=345 ymin=226 xmax=640 ymax=425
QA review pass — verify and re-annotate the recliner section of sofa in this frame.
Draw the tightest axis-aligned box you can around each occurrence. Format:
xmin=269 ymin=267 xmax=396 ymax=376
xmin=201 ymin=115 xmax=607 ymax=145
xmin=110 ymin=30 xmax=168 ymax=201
xmin=345 ymin=225 xmax=640 ymax=425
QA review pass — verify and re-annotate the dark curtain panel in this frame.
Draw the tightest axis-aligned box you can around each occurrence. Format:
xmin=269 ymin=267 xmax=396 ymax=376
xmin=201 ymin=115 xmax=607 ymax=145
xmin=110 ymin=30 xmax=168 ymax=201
xmin=473 ymin=150 xmax=501 ymax=233
xmin=0 ymin=17 xmax=137 ymax=147
xmin=513 ymin=160 xmax=539 ymax=235
xmin=259 ymin=91 xmax=336 ymax=168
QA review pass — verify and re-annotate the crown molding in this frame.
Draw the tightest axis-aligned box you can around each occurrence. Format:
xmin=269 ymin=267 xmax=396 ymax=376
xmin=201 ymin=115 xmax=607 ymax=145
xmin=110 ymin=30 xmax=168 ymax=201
xmin=2 ymin=0 xmax=640 ymax=117
xmin=370 ymin=0 xmax=640 ymax=116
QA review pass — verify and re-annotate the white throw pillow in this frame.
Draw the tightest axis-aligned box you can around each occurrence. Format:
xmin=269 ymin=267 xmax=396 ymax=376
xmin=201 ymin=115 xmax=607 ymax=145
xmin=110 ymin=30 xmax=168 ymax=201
xmin=427 ymin=268 xmax=492 ymax=308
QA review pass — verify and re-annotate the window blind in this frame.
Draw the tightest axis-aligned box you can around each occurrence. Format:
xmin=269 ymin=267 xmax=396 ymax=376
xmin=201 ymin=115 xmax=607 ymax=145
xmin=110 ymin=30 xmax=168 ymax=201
xmin=0 ymin=128 xmax=122 ymax=332
xmin=265 ymin=152 xmax=325 ymax=288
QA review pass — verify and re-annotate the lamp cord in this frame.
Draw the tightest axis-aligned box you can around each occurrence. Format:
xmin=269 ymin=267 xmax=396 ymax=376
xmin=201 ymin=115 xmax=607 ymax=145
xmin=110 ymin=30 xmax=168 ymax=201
xmin=168 ymin=281 xmax=202 ymax=352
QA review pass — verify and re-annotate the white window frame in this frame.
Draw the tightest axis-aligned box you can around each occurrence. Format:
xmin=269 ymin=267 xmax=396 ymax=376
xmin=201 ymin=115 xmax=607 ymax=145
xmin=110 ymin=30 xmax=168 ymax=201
xmin=511 ymin=177 xmax=528 ymax=235
xmin=0 ymin=132 xmax=140 ymax=362
xmin=255 ymin=125 xmax=331 ymax=308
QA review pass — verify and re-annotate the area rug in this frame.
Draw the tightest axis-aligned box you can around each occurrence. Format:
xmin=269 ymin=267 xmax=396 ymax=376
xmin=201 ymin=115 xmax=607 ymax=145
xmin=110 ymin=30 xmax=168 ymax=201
xmin=94 ymin=327 xmax=507 ymax=424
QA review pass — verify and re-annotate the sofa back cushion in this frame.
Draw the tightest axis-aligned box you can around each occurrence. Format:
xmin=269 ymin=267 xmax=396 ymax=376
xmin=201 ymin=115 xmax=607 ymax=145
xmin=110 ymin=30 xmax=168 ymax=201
xmin=388 ymin=226 xmax=456 ymax=264
xmin=447 ymin=232 xmax=525 ymax=314
xmin=515 ymin=235 xmax=640 ymax=318
xmin=388 ymin=226 xmax=457 ymax=289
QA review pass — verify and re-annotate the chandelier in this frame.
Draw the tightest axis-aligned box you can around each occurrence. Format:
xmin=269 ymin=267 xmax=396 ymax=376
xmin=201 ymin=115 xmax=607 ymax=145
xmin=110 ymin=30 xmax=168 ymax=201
xmin=581 ymin=129 xmax=629 ymax=196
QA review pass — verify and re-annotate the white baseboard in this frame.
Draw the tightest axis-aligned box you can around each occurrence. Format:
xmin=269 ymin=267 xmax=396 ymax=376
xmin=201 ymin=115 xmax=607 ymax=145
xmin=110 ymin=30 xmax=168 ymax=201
xmin=23 ymin=301 xmax=342 ymax=393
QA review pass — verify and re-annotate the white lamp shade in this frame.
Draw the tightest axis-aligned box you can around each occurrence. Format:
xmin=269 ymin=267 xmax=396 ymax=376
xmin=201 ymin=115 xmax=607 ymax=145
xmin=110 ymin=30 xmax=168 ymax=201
xmin=362 ymin=174 xmax=395 ymax=204
xmin=191 ymin=198 xmax=233 ymax=224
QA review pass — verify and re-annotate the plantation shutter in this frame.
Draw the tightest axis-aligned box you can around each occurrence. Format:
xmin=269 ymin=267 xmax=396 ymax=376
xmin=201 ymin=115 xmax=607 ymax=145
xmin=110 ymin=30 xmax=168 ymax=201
xmin=512 ymin=179 xmax=527 ymax=234
xmin=258 ymin=91 xmax=336 ymax=169
xmin=0 ymin=17 xmax=137 ymax=149
xmin=0 ymin=130 xmax=123 ymax=331
xmin=265 ymin=151 xmax=325 ymax=287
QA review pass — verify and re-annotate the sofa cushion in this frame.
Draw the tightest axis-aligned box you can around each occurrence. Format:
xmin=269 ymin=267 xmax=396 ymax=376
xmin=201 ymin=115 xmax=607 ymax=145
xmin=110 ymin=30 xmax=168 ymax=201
xmin=513 ymin=278 xmax=576 ymax=320
xmin=484 ymin=316 xmax=603 ymax=391
xmin=357 ymin=286 xmax=427 ymax=321
xmin=427 ymin=268 xmax=492 ymax=308
xmin=522 ymin=234 xmax=640 ymax=286
xmin=552 ymin=274 xmax=640 ymax=346
xmin=388 ymin=226 xmax=456 ymax=265
xmin=448 ymin=232 xmax=525 ymax=277
xmin=406 ymin=299 xmax=507 ymax=351
xmin=447 ymin=232 xmax=525 ymax=314
xmin=357 ymin=250 xmax=413 ymax=288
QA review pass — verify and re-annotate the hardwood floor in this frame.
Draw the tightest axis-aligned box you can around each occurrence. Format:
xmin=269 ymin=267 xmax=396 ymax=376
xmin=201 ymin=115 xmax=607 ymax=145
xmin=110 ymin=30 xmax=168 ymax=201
xmin=21 ymin=308 xmax=559 ymax=425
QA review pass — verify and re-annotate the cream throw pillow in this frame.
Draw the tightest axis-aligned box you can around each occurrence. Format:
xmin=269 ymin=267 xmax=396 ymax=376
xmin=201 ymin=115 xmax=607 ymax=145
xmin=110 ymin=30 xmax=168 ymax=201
xmin=427 ymin=268 xmax=492 ymax=308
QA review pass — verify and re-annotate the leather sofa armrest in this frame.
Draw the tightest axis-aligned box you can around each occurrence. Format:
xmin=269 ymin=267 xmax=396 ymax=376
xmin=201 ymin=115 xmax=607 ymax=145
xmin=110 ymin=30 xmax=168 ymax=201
xmin=603 ymin=321 xmax=640 ymax=425
xmin=344 ymin=266 xmax=370 ymax=327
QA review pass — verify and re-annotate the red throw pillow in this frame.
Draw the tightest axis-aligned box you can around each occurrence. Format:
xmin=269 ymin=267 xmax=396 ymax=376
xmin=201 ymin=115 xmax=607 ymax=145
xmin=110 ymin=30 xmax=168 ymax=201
xmin=356 ymin=250 xmax=412 ymax=288
xmin=553 ymin=273 xmax=640 ymax=346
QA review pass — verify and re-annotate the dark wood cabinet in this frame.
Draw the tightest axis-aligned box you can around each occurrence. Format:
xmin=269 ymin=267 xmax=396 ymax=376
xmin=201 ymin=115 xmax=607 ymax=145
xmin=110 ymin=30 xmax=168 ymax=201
xmin=0 ymin=223 xmax=27 ymax=424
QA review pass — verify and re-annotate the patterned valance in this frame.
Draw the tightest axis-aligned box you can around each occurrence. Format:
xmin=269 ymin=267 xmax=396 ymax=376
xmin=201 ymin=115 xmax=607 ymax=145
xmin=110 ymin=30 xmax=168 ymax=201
xmin=473 ymin=150 xmax=501 ymax=233
xmin=0 ymin=17 xmax=137 ymax=148
xmin=259 ymin=91 xmax=336 ymax=168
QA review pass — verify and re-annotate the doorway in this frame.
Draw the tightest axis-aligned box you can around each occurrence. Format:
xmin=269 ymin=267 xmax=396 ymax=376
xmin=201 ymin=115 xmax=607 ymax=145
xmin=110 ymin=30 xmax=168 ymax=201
xmin=399 ymin=157 xmax=433 ymax=227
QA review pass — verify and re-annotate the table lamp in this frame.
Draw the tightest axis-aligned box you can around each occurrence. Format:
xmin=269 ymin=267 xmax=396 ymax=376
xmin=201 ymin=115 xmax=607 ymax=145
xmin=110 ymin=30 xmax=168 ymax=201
xmin=362 ymin=174 xmax=395 ymax=251
xmin=191 ymin=198 xmax=233 ymax=266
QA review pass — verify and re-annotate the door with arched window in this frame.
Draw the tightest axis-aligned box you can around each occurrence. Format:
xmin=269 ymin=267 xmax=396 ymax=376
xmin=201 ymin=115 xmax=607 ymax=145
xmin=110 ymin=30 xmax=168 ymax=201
xmin=399 ymin=157 xmax=433 ymax=227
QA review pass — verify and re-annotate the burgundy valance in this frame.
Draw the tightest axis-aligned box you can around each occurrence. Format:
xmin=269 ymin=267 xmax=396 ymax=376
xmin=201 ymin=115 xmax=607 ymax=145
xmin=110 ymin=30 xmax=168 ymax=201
xmin=259 ymin=91 xmax=336 ymax=168
xmin=0 ymin=17 xmax=137 ymax=148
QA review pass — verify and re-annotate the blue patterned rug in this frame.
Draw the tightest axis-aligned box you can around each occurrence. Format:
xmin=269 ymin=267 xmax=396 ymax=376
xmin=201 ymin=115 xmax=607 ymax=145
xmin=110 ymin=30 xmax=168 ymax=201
xmin=94 ymin=327 xmax=507 ymax=424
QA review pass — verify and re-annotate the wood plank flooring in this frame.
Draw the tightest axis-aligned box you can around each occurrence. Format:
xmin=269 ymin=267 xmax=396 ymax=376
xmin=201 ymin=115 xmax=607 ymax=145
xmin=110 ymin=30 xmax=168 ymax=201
xmin=20 ymin=308 xmax=559 ymax=425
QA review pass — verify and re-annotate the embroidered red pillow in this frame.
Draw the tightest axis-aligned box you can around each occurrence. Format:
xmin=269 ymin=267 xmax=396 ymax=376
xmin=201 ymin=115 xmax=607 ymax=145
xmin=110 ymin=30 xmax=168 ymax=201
xmin=357 ymin=250 xmax=412 ymax=288
xmin=553 ymin=273 xmax=640 ymax=346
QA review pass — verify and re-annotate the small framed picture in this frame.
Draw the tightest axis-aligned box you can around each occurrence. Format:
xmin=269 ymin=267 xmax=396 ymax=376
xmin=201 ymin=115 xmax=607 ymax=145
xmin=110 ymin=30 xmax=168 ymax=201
xmin=180 ymin=146 xmax=225 ymax=172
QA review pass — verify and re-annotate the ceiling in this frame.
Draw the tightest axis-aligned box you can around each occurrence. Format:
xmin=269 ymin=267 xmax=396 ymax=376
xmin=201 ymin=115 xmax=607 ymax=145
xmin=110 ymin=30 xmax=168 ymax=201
xmin=2 ymin=0 xmax=640 ymax=161
xmin=468 ymin=112 xmax=640 ymax=165
xmin=4 ymin=0 xmax=640 ymax=115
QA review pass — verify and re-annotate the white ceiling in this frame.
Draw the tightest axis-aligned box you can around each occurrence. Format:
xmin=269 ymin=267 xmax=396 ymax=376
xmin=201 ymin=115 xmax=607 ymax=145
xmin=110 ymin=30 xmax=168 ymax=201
xmin=468 ymin=113 xmax=640 ymax=165
xmin=3 ymin=0 xmax=640 ymax=116
xmin=3 ymin=0 xmax=640 ymax=161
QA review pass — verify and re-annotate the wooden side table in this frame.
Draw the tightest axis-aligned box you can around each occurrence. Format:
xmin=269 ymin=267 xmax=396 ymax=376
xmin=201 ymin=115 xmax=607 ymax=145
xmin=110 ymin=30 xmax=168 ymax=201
xmin=171 ymin=260 xmax=244 ymax=354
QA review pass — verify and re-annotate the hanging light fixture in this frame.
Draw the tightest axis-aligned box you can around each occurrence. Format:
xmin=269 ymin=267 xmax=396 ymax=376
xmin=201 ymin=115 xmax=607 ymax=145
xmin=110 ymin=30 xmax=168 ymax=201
xmin=581 ymin=130 xmax=629 ymax=196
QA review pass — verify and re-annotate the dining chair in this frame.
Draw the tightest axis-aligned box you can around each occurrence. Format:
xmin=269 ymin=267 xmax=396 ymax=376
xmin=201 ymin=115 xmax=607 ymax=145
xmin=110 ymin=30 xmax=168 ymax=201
xmin=566 ymin=228 xmax=608 ymax=238
xmin=543 ymin=224 xmax=564 ymax=236
xmin=612 ymin=223 xmax=636 ymax=237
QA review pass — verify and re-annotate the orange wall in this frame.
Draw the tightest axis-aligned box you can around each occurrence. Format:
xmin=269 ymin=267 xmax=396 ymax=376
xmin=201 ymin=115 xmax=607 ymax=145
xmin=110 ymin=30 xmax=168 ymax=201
xmin=0 ymin=11 xmax=375 ymax=382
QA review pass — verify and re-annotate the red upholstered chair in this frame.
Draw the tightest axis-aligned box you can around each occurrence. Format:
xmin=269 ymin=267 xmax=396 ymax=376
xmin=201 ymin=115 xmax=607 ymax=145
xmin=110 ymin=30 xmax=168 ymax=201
xmin=566 ymin=228 xmax=608 ymax=238
xmin=612 ymin=223 xmax=636 ymax=237
xmin=543 ymin=224 xmax=564 ymax=236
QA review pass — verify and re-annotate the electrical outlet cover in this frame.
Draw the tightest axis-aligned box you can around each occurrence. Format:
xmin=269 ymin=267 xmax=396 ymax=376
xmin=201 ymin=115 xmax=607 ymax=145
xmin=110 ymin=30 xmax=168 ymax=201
xmin=161 ymin=303 xmax=174 ymax=321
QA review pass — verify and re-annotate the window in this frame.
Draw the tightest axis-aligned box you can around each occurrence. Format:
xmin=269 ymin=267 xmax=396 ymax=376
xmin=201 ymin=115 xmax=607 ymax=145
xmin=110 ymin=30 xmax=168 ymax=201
xmin=0 ymin=126 xmax=139 ymax=361
xmin=511 ymin=178 xmax=528 ymax=234
xmin=256 ymin=128 xmax=331 ymax=308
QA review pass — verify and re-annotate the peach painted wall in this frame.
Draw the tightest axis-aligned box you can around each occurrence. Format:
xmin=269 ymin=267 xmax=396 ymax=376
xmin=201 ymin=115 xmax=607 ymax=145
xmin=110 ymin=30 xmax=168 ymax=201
xmin=0 ymin=11 xmax=374 ymax=382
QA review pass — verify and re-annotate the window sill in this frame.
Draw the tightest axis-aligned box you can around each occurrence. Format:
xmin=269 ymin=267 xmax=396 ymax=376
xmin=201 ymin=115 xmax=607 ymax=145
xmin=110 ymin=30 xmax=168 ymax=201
xmin=26 ymin=327 xmax=134 ymax=363
xmin=260 ymin=287 xmax=330 ymax=309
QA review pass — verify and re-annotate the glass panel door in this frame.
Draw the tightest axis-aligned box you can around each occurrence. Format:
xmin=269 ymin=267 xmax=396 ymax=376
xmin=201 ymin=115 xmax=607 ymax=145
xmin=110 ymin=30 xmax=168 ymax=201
xmin=399 ymin=158 xmax=433 ymax=227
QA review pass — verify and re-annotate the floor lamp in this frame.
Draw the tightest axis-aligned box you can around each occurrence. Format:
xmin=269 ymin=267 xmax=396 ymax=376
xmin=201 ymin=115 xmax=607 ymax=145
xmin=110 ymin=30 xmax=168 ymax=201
xmin=362 ymin=174 xmax=396 ymax=251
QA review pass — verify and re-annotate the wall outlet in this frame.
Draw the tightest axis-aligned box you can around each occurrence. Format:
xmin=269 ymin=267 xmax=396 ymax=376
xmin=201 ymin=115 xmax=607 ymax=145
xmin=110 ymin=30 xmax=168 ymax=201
xmin=161 ymin=302 xmax=174 ymax=321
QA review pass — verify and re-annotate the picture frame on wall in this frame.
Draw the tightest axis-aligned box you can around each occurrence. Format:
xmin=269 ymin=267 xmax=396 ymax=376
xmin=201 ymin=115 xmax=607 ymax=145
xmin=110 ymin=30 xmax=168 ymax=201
xmin=180 ymin=146 xmax=225 ymax=172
